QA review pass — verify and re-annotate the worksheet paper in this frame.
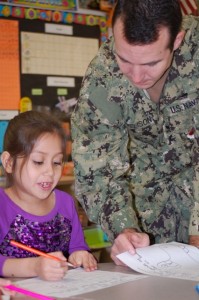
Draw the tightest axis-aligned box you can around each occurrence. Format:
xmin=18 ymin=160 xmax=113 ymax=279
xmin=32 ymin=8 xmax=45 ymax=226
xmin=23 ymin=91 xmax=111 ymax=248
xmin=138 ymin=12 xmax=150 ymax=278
xmin=117 ymin=242 xmax=199 ymax=281
xmin=16 ymin=269 xmax=147 ymax=298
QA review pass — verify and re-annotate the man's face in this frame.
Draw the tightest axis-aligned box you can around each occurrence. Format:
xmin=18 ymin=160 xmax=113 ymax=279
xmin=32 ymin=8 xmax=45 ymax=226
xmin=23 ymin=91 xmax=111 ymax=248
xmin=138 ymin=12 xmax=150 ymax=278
xmin=113 ymin=19 xmax=179 ymax=90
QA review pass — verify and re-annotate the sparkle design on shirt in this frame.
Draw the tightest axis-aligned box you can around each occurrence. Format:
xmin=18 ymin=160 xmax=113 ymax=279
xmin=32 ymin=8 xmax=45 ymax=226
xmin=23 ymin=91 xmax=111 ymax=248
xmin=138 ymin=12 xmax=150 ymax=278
xmin=1 ymin=213 xmax=72 ymax=257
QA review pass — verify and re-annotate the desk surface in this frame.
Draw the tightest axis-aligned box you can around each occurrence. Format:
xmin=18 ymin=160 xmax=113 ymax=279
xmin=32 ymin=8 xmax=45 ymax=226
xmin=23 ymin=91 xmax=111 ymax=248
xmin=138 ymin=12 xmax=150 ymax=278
xmin=74 ymin=263 xmax=198 ymax=300
xmin=11 ymin=263 xmax=199 ymax=300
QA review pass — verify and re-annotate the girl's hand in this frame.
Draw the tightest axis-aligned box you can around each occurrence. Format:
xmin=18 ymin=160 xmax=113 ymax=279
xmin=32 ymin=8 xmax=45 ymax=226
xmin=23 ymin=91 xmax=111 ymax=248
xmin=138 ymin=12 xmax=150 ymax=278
xmin=35 ymin=251 xmax=68 ymax=281
xmin=0 ymin=278 xmax=16 ymax=295
xmin=68 ymin=251 xmax=97 ymax=271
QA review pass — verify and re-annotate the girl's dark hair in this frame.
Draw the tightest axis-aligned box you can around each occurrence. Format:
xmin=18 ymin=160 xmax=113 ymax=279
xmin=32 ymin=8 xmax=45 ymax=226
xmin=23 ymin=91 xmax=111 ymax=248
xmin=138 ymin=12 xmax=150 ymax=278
xmin=3 ymin=110 xmax=67 ymax=185
xmin=112 ymin=0 xmax=182 ymax=50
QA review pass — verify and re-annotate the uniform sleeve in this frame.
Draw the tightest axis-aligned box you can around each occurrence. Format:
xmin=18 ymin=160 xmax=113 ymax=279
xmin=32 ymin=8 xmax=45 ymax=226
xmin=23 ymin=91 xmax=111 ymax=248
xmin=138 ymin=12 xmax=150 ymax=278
xmin=187 ymin=17 xmax=199 ymax=236
xmin=71 ymin=44 xmax=140 ymax=242
xmin=189 ymin=113 xmax=199 ymax=236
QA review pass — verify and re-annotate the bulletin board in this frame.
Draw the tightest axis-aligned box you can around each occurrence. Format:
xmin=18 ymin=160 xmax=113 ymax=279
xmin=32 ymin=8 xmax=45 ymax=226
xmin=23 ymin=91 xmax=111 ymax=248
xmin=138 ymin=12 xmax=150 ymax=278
xmin=0 ymin=4 xmax=108 ymax=160
xmin=0 ymin=4 xmax=108 ymax=116
xmin=19 ymin=19 xmax=100 ymax=111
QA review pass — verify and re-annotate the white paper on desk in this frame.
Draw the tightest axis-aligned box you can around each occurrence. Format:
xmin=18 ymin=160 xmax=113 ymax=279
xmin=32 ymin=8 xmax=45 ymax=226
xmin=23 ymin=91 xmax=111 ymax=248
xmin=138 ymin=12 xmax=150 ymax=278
xmin=16 ymin=269 xmax=147 ymax=298
xmin=117 ymin=242 xmax=199 ymax=281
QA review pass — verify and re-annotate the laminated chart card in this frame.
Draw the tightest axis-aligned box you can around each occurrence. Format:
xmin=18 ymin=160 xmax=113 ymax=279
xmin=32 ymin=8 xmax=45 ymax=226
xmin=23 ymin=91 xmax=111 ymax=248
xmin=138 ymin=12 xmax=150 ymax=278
xmin=21 ymin=32 xmax=99 ymax=77
xmin=0 ymin=19 xmax=20 ymax=110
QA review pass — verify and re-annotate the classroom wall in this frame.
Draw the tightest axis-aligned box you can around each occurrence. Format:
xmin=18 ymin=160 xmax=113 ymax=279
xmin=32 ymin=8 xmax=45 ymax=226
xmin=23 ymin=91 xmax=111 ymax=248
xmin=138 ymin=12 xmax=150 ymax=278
xmin=0 ymin=2 xmax=108 ymax=159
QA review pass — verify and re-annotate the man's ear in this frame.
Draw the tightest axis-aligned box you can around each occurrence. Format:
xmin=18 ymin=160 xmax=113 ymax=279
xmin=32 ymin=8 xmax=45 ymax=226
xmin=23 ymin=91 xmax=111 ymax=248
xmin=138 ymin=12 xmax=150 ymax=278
xmin=1 ymin=151 xmax=13 ymax=173
xmin=173 ymin=30 xmax=185 ymax=50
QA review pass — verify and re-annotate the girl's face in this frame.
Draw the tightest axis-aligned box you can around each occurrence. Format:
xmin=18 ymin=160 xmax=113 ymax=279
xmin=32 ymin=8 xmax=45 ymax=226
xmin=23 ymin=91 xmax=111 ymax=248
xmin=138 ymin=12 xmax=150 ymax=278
xmin=13 ymin=133 xmax=64 ymax=202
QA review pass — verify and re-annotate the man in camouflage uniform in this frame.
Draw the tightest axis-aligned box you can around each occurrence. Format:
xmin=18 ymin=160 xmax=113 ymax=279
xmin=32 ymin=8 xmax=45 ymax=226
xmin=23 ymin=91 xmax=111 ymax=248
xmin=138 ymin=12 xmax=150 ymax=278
xmin=71 ymin=0 xmax=199 ymax=264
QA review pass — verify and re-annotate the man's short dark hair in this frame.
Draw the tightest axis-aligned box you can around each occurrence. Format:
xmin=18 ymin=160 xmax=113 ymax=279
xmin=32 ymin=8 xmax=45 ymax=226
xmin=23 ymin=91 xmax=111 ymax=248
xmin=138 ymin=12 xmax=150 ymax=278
xmin=112 ymin=0 xmax=182 ymax=50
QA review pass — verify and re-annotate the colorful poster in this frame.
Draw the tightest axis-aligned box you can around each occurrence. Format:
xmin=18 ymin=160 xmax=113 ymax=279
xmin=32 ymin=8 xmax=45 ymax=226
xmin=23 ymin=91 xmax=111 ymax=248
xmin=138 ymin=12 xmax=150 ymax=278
xmin=0 ymin=19 xmax=20 ymax=110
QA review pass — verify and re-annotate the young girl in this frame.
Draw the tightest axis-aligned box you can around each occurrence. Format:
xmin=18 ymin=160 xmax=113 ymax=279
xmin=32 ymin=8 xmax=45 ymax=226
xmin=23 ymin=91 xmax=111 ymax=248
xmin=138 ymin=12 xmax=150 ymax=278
xmin=0 ymin=111 xmax=97 ymax=281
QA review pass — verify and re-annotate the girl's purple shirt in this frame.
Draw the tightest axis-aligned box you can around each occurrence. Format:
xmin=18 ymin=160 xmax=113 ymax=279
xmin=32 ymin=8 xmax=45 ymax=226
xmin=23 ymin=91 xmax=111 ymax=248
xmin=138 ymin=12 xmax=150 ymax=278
xmin=0 ymin=188 xmax=89 ymax=275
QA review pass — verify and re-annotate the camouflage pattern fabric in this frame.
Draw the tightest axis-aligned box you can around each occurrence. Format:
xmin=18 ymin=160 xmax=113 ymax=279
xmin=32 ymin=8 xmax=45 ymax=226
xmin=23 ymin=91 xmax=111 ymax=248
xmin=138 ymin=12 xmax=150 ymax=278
xmin=71 ymin=15 xmax=199 ymax=244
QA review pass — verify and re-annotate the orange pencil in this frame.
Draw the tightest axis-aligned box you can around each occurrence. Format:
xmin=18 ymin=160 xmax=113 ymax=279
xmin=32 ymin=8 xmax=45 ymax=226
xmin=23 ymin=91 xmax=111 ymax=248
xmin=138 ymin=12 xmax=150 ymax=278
xmin=10 ymin=240 xmax=74 ymax=267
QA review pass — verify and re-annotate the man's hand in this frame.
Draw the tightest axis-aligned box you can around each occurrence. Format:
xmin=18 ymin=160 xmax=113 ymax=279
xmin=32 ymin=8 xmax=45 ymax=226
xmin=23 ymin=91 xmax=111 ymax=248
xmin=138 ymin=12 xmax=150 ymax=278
xmin=110 ymin=228 xmax=150 ymax=265
xmin=189 ymin=235 xmax=199 ymax=248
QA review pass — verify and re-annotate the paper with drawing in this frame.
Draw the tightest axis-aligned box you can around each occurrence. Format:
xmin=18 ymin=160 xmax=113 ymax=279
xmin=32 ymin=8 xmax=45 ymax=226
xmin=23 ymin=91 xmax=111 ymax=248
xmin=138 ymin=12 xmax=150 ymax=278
xmin=117 ymin=242 xmax=199 ymax=281
xmin=16 ymin=269 xmax=146 ymax=298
